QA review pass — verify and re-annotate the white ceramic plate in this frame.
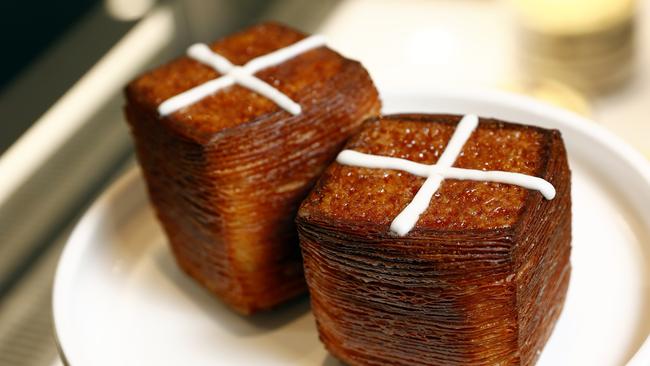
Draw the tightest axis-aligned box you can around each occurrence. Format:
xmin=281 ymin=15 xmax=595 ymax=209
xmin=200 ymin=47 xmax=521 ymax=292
xmin=53 ymin=90 xmax=650 ymax=366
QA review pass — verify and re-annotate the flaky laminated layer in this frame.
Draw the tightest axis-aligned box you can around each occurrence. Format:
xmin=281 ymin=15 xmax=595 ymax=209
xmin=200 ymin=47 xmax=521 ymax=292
xmin=297 ymin=114 xmax=571 ymax=365
xmin=125 ymin=22 xmax=381 ymax=314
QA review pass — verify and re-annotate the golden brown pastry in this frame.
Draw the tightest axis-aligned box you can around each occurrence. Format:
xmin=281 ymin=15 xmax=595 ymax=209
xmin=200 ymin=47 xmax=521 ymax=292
xmin=297 ymin=114 xmax=571 ymax=365
xmin=124 ymin=22 xmax=381 ymax=314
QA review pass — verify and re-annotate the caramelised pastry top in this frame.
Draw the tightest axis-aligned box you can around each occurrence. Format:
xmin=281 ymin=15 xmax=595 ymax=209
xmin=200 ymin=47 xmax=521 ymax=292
xmin=299 ymin=114 xmax=564 ymax=232
xmin=125 ymin=22 xmax=366 ymax=142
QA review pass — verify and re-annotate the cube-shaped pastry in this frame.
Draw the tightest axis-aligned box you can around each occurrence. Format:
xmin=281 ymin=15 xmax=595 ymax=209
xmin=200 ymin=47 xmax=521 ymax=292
xmin=297 ymin=114 xmax=571 ymax=365
xmin=124 ymin=22 xmax=380 ymax=314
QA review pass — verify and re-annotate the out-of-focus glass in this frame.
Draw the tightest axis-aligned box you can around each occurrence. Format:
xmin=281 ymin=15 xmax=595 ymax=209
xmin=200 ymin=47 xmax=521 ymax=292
xmin=510 ymin=0 xmax=636 ymax=95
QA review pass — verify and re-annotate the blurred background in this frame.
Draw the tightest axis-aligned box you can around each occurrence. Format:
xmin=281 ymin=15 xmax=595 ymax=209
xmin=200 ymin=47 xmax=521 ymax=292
xmin=0 ymin=0 xmax=647 ymax=365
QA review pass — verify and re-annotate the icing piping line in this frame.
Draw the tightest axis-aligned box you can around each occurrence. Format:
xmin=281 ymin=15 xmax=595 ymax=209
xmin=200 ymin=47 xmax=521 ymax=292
xmin=336 ymin=114 xmax=557 ymax=236
xmin=158 ymin=35 xmax=327 ymax=116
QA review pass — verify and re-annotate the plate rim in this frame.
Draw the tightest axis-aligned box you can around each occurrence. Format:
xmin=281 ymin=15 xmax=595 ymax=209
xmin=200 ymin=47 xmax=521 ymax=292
xmin=52 ymin=88 xmax=650 ymax=365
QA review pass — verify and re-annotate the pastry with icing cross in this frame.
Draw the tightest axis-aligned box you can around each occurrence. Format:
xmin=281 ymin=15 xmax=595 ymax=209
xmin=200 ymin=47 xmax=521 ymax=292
xmin=297 ymin=113 xmax=572 ymax=365
xmin=157 ymin=34 xmax=327 ymax=116
xmin=337 ymin=114 xmax=557 ymax=236
xmin=124 ymin=22 xmax=381 ymax=314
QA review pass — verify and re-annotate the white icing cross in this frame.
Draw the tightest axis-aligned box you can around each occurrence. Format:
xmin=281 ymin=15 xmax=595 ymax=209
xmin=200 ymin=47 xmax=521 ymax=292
xmin=336 ymin=114 xmax=556 ymax=236
xmin=158 ymin=35 xmax=327 ymax=116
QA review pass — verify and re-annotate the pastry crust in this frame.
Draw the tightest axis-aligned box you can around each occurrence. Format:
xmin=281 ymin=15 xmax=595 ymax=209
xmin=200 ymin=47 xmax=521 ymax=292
xmin=124 ymin=22 xmax=381 ymax=314
xmin=297 ymin=114 xmax=571 ymax=365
